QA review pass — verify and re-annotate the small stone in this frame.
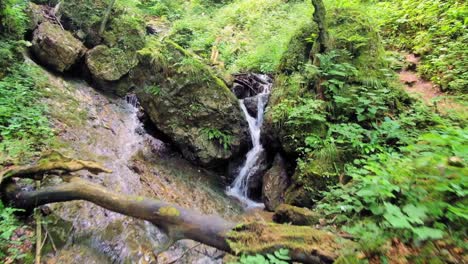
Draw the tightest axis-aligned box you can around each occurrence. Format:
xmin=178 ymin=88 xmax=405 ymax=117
xmin=448 ymin=156 xmax=464 ymax=168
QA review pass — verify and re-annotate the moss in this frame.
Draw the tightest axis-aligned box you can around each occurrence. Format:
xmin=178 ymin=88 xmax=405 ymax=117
xmin=277 ymin=21 xmax=318 ymax=73
xmin=102 ymin=13 xmax=146 ymax=52
xmin=273 ymin=204 xmax=321 ymax=226
xmin=59 ymin=0 xmax=107 ymax=45
xmin=86 ymin=45 xmax=136 ymax=81
xmin=226 ymin=222 xmax=356 ymax=256
xmin=158 ymin=206 xmax=181 ymax=218
xmin=132 ymin=38 xmax=248 ymax=166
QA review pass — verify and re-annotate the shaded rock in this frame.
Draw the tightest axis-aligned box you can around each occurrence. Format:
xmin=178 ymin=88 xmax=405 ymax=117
xmin=246 ymin=150 xmax=269 ymax=193
xmin=262 ymin=154 xmax=289 ymax=211
xmin=243 ymin=95 xmax=259 ymax=117
xmin=58 ymin=0 xmax=107 ymax=46
xmin=273 ymin=204 xmax=320 ymax=226
xmin=32 ymin=22 xmax=86 ymax=72
xmin=134 ymin=40 xmax=249 ymax=167
xmin=232 ymin=73 xmax=273 ymax=99
xmin=86 ymin=45 xmax=136 ymax=82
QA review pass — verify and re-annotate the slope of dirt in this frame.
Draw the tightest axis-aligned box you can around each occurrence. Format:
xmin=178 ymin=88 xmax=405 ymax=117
xmin=399 ymin=54 xmax=464 ymax=114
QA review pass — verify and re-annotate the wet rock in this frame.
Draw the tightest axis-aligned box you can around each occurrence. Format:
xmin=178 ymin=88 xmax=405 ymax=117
xmin=246 ymin=151 xmax=269 ymax=193
xmin=243 ymin=95 xmax=259 ymax=117
xmin=134 ymin=40 xmax=249 ymax=167
xmin=273 ymin=204 xmax=320 ymax=226
xmin=86 ymin=45 xmax=136 ymax=82
xmin=262 ymin=154 xmax=289 ymax=211
xmin=32 ymin=22 xmax=86 ymax=72
xmin=232 ymin=73 xmax=273 ymax=99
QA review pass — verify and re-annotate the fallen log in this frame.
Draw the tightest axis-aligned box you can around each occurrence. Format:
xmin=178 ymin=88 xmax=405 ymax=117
xmin=1 ymin=154 xmax=357 ymax=263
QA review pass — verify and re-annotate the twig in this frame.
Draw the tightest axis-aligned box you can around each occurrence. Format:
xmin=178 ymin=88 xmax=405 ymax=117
xmin=42 ymin=223 xmax=58 ymax=253
xmin=35 ymin=181 xmax=42 ymax=264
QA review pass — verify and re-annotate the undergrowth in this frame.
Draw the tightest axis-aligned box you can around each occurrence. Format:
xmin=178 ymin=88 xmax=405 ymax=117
xmin=377 ymin=0 xmax=467 ymax=93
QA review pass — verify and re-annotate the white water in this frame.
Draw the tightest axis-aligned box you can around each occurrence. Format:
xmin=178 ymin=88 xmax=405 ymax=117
xmin=227 ymin=74 xmax=272 ymax=208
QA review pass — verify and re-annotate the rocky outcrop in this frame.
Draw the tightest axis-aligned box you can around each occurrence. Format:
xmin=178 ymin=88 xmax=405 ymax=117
xmin=262 ymin=154 xmax=289 ymax=211
xmin=134 ymin=40 xmax=249 ymax=167
xmin=273 ymin=204 xmax=321 ymax=226
xmin=32 ymin=22 xmax=86 ymax=72
xmin=86 ymin=45 xmax=136 ymax=82
xmin=85 ymin=45 xmax=137 ymax=96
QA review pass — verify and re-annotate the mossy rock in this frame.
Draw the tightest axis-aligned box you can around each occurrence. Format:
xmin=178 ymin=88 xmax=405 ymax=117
xmin=262 ymin=74 xmax=326 ymax=155
xmin=86 ymin=45 xmax=136 ymax=82
xmin=32 ymin=22 xmax=86 ymax=72
xmin=102 ymin=14 xmax=146 ymax=53
xmin=277 ymin=21 xmax=317 ymax=73
xmin=25 ymin=3 xmax=46 ymax=31
xmin=58 ymin=0 xmax=108 ymax=46
xmin=133 ymin=39 xmax=249 ymax=167
xmin=273 ymin=204 xmax=320 ymax=226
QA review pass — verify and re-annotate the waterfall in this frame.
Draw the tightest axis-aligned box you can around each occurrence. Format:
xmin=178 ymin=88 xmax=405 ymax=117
xmin=227 ymin=74 xmax=272 ymax=208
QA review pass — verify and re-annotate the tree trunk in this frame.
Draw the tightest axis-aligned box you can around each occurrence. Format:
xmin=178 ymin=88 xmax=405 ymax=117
xmin=99 ymin=0 xmax=117 ymax=35
xmin=1 ymin=154 xmax=356 ymax=263
xmin=310 ymin=0 xmax=330 ymax=100
xmin=311 ymin=0 xmax=329 ymax=54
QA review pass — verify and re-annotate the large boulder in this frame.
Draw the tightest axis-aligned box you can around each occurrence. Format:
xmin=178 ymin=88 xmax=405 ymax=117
xmin=32 ymin=22 xmax=86 ymax=72
xmin=86 ymin=45 xmax=136 ymax=82
xmin=262 ymin=154 xmax=289 ymax=211
xmin=134 ymin=40 xmax=249 ymax=167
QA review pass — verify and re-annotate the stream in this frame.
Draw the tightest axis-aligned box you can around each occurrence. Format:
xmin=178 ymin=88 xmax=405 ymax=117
xmin=227 ymin=74 xmax=273 ymax=208
xmin=39 ymin=66 xmax=241 ymax=264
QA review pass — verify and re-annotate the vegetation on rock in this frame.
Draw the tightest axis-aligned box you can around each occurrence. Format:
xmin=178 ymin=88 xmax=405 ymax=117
xmin=0 ymin=0 xmax=466 ymax=263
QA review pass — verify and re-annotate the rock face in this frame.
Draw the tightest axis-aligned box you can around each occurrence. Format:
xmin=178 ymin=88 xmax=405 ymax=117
xmin=262 ymin=154 xmax=289 ymax=211
xmin=273 ymin=204 xmax=320 ymax=226
xmin=32 ymin=22 xmax=86 ymax=72
xmin=134 ymin=40 xmax=249 ymax=167
xmin=243 ymin=95 xmax=259 ymax=117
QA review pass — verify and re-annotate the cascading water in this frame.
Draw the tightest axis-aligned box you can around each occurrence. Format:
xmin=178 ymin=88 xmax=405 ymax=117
xmin=227 ymin=74 xmax=272 ymax=208
xmin=39 ymin=71 xmax=239 ymax=263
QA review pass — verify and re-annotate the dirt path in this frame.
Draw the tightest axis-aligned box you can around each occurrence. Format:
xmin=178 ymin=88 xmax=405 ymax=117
xmin=398 ymin=54 xmax=463 ymax=113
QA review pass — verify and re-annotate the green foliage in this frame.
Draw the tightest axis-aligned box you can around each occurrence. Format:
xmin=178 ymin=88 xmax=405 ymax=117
xmin=145 ymin=85 xmax=161 ymax=96
xmin=137 ymin=0 xmax=184 ymax=20
xmin=377 ymin=0 xmax=468 ymax=93
xmin=230 ymin=249 xmax=291 ymax=264
xmin=0 ymin=63 xmax=53 ymax=164
xmin=0 ymin=201 xmax=32 ymax=263
xmin=167 ymin=0 xmax=313 ymax=73
xmin=201 ymin=128 xmax=233 ymax=150
xmin=0 ymin=0 xmax=28 ymax=38
xmin=317 ymin=127 xmax=467 ymax=251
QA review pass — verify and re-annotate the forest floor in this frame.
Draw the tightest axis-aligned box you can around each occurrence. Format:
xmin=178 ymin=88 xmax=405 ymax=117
xmin=398 ymin=54 xmax=463 ymax=114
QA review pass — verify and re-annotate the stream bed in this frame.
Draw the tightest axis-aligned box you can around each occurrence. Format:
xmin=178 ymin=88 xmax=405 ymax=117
xmin=39 ymin=67 xmax=241 ymax=264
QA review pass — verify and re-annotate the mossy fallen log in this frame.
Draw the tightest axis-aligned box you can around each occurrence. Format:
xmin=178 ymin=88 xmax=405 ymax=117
xmin=1 ymin=154 xmax=357 ymax=263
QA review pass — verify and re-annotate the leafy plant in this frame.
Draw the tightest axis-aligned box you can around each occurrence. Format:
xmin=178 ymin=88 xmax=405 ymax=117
xmin=0 ymin=63 xmax=53 ymax=164
xmin=201 ymin=128 xmax=233 ymax=150
xmin=0 ymin=201 xmax=32 ymax=263
xmin=230 ymin=249 xmax=291 ymax=264
xmin=317 ymin=127 xmax=468 ymax=251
